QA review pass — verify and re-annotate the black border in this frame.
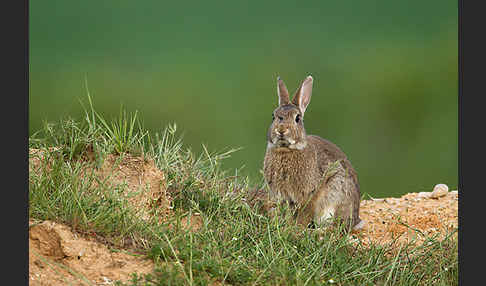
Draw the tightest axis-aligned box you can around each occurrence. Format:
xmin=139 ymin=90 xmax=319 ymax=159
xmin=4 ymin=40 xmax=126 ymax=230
xmin=459 ymin=0 xmax=484 ymax=284
xmin=4 ymin=0 xmax=29 ymax=284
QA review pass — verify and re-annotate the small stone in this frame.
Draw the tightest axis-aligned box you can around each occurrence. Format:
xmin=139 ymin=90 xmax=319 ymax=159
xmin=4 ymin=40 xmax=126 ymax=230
xmin=431 ymin=184 xmax=449 ymax=198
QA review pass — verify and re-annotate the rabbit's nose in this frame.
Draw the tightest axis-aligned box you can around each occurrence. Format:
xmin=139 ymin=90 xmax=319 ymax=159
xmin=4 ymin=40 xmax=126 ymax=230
xmin=276 ymin=127 xmax=289 ymax=135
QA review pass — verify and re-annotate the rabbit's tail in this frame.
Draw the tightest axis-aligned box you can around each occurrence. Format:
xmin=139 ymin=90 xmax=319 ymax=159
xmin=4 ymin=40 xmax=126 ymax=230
xmin=352 ymin=218 xmax=366 ymax=230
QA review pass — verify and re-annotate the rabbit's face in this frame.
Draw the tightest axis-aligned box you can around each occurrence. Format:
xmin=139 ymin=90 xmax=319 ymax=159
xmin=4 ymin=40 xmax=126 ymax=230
xmin=267 ymin=75 xmax=313 ymax=150
xmin=267 ymin=104 xmax=307 ymax=150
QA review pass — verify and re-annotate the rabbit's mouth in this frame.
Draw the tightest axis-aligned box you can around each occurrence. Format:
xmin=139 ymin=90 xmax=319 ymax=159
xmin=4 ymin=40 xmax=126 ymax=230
xmin=274 ymin=135 xmax=296 ymax=147
xmin=275 ymin=138 xmax=291 ymax=147
xmin=271 ymin=136 xmax=307 ymax=150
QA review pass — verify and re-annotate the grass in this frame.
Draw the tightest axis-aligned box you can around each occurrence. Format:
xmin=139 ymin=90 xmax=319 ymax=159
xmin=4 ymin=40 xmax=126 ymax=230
xmin=29 ymin=96 xmax=458 ymax=286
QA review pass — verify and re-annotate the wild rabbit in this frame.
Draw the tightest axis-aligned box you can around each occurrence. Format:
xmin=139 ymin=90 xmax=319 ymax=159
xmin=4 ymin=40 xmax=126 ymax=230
xmin=263 ymin=75 xmax=363 ymax=230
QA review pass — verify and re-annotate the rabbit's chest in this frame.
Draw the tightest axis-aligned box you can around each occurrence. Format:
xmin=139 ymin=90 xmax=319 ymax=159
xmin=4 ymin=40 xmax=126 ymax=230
xmin=263 ymin=150 xmax=320 ymax=204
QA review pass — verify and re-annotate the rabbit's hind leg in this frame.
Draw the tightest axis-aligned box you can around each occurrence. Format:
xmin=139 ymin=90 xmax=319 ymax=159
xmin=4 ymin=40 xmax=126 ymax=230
xmin=311 ymin=165 xmax=350 ymax=228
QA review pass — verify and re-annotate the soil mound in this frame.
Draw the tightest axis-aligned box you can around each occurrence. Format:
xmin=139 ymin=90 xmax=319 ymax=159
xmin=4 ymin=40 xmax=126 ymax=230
xmin=29 ymin=220 xmax=154 ymax=285
xmin=95 ymin=152 xmax=171 ymax=221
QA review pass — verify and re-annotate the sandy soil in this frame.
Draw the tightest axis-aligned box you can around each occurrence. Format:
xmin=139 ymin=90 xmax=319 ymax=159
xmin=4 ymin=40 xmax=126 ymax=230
xmin=353 ymin=190 xmax=458 ymax=246
xmin=29 ymin=148 xmax=458 ymax=285
xmin=29 ymin=219 xmax=154 ymax=286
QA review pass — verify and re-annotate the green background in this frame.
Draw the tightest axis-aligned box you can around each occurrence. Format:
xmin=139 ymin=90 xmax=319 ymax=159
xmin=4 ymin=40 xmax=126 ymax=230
xmin=29 ymin=0 xmax=458 ymax=197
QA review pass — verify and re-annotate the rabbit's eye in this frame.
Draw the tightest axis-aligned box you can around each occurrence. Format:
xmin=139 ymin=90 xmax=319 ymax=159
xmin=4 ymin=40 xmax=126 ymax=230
xmin=295 ymin=114 xmax=301 ymax=123
xmin=272 ymin=114 xmax=275 ymax=121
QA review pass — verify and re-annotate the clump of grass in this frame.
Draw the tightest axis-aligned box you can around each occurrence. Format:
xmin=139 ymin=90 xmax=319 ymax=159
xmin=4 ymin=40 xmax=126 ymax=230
xmin=29 ymin=95 xmax=458 ymax=285
xmin=96 ymin=106 xmax=146 ymax=155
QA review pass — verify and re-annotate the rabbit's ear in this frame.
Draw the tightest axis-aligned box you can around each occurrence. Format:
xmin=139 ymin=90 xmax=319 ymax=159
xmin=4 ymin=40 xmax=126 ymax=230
xmin=277 ymin=76 xmax=290 ymax=106
xmin=292 ymin=75 xmax=313 ymax=115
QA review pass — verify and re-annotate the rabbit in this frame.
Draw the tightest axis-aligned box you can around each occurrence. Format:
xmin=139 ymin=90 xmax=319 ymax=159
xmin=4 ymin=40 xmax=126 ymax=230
xmin=263 ymin=75 xmax=363 ymax=230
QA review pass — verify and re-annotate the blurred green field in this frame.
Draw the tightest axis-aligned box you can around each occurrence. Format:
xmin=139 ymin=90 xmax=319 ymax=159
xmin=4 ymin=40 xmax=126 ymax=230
xmin=29 ymin=0 xmax=457 ymax=197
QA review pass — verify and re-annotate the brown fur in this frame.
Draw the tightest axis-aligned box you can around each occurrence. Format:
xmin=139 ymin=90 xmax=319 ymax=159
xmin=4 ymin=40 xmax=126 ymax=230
xmin=263 ymin=76 xmax=361 ymax=229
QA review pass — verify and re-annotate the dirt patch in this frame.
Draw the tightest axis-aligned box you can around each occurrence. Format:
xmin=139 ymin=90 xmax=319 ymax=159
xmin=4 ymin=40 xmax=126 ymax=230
xmin=93 ymin=153 xmax=171 ymax=222
xmin=29 ymin=220 xmax=154 ymax=286
xmin=353 ymin=189 xmax=458 ymax=246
